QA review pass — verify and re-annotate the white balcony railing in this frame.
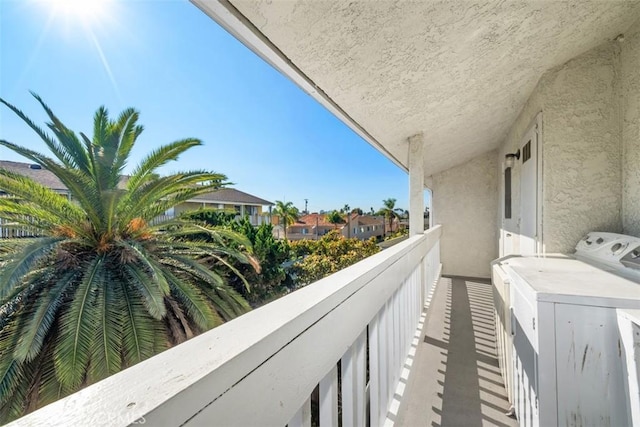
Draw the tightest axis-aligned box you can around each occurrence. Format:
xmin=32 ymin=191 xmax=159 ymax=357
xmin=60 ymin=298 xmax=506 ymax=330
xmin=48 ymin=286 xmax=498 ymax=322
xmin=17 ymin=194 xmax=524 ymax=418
xmin=10 ymin=226 xmax=442 ymax=427
xmin=0 ymin=218 xmax=39 ymax=238
xmin=149 ymin=213 xmax=270 ymax=227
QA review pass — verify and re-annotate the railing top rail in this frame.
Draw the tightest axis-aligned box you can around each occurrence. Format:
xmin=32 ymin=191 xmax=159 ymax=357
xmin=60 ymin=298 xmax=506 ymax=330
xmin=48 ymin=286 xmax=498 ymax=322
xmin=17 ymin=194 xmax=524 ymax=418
xmin=11 ymin=226 xmax=441 ymax=427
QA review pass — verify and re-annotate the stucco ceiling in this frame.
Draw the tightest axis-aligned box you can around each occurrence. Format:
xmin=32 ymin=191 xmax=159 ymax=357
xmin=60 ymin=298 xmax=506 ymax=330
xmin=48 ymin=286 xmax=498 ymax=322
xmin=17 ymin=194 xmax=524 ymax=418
xmin=198 ymin=0 xmax=640 ymax=177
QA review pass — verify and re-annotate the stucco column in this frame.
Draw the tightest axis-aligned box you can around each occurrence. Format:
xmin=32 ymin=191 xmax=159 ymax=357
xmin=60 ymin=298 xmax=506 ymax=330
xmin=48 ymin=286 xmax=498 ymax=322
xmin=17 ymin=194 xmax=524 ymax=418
xmin=409 ymin=133 xmax=425 ymax=236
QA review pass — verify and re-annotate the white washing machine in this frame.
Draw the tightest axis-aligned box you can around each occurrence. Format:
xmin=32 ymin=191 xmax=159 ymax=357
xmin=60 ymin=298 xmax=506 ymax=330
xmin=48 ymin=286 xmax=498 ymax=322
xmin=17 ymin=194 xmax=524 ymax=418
xmin=492 ymin=232 xmax=640 ymax=427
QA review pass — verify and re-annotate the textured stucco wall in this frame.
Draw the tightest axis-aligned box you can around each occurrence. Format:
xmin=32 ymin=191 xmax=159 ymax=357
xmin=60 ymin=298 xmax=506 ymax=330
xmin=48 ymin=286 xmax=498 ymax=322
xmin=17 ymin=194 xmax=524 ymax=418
xmin=499 ymin=42 xmax=623 ymax=254
xmin=432 ymin=150 xmax=498 ymax=278
xmin=225 ymin=1 xmax=640 ymax=177
xmin=622 ymin=19 xmax=640 ymax=237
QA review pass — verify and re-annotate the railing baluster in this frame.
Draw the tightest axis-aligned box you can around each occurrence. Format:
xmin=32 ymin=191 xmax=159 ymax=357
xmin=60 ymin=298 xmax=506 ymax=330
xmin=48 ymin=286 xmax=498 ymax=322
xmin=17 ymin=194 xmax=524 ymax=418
xmin=342 ymin=339 xmax=356 ymax=426
xmin=369 ymin=314 xmax=380 ymax=427
xmin=355 ymin=330 xmax=367 ymax=427
xmin=341 ymin=329 xmax=367 ymax=427
xmin=319 ymin=365 xmax=338 ymax=427
xmin=288 ymin=396 xmax=311 ymax=427
xmin=378 ymin=305 xmax=389 ymax=424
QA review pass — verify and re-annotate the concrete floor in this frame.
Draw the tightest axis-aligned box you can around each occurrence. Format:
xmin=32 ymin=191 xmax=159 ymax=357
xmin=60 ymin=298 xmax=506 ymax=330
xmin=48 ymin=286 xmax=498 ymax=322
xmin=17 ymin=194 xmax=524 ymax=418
xmin=394 ymin=276 xmax=517 ymax=427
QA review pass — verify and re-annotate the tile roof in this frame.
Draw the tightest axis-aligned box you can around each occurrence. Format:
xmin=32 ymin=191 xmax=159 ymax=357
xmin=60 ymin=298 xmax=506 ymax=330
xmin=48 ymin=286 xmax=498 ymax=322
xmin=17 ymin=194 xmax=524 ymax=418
xmin=295 ymin=213 xmax=335 ymax=228
xmin=0 ymin=161 xmax=68 ymax=191
xmin=191 ymin=188 xmax=273 ymax=206
xmin=356 ymin=215 xmax=385 ymax=226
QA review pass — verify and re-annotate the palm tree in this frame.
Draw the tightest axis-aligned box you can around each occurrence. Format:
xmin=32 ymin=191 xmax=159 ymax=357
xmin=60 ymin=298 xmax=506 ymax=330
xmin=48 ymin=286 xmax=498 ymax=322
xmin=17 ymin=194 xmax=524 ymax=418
xmin=0 ymin=94 xmax=257 ymax=420
xmin=341 ymin=204 xmax=350 ymax=214
xmin=378 ymin=198 xmax=401 ymax=236
xmin=326 ymin=210 xmax=344 ymax=229
xmin=273 ymin=200 xmax=298 ymax=240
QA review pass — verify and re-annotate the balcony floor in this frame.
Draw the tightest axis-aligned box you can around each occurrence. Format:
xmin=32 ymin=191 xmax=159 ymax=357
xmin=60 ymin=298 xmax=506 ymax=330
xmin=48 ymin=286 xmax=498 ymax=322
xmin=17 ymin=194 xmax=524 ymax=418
xmin=395 ymin=276 xmax=517 ymax=427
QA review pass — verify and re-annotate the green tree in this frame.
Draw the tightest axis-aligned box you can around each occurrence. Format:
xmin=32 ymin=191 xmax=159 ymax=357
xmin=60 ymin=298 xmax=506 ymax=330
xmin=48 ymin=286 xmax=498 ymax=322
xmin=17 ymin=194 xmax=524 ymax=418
xmin=290 ymin=231 xmax=380 ymax=285
xmin=0 ymin=95 xmax=256 ymax=420
xmin=184 ymin=210 xmax=293 ymax=305
xmin=273 ymin=200 xmax=298 ymax=240
xmin=378 ymin=198 xmax=401 ymax=236
xmin=326 ymin=210 xmax=344 ymax=229
xmin=341 ymin=204 xmax=350 ymax=214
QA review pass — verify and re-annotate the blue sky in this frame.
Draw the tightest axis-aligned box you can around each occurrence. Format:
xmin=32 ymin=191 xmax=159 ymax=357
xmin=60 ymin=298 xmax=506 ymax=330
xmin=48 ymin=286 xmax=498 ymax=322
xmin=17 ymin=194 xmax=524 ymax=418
xmin=0 ymin=0 xmax=420 ymax=213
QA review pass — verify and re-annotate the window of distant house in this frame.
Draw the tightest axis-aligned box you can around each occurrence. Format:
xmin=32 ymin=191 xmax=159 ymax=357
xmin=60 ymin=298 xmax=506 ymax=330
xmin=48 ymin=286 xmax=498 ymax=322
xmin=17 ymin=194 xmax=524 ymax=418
xmin=302 ymin=228 xmax=308 ymax=235
xmin=367 ymin=226 xmax=370 ymax=231
xmin=504 ymin=167 xmax=512 ymax=219
xmin=353 ymin=227 xmax=357 ymax=234
xmin=234 ymin=205 xmax=241 ymax=213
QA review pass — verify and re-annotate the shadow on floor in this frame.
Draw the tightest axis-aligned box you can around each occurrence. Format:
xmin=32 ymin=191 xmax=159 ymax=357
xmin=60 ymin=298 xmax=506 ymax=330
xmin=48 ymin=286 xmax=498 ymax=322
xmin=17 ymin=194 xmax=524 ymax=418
xmin=395 ymin=276 xmax=516 ymax=427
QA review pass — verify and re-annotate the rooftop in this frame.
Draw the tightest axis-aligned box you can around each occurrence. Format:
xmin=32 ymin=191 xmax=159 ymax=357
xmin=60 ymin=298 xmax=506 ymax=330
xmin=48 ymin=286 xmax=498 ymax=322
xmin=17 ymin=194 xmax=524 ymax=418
xmin=191 ymin=187 xmax=273 ymax=206
xmin=0 ymin=160 xmax=67 ymax=192
xmin=0 ymin=161 xmax=272 ymax=206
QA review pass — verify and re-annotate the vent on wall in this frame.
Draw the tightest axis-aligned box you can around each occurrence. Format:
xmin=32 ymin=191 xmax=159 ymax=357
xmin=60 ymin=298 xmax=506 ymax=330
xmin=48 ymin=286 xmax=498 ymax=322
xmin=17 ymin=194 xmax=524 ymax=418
xmin=522 ymin=141 xmax=531 ymax=163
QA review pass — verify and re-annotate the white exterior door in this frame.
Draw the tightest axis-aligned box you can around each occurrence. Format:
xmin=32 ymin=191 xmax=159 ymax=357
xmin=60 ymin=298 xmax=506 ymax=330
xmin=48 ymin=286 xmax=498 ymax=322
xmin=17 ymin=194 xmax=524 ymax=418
xmin=519 ymin=123 xmax=539 ymax=256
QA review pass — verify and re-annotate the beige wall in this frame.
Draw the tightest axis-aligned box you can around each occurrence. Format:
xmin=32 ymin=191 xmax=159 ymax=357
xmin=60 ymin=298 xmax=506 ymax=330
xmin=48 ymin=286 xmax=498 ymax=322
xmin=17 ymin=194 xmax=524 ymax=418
xmin=499 ymin=41 xmax=623 ymax=254
xmin=622 ymin=19 xmax=640 ymax=236
xmin=174 ymin=202 xmax=204 ymax=215
xmin=431 ymin=150 xmax=498 ymax=278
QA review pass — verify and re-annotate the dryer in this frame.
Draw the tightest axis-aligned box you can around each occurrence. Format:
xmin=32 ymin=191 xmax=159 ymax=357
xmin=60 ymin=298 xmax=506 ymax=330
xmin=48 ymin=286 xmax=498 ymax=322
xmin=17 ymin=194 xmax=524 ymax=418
xmin=492 ymin=232 xmax=640 ymax=427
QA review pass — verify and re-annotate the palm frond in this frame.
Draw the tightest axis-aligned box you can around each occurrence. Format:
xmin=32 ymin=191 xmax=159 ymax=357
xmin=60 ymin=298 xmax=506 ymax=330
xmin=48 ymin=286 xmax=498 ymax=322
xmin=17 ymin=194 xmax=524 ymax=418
xmin=125 ymin=139 xmax=203 ymax=192
xmin=54 ymin=255 xmax=104 ymax=388
xmin=112 ymin=108 xmax=141 ymax=176
xmin=89 ymin=269 xmax=122 ymax=383
xmin=0 ymin=168 xmax=84 ymax=223
xmin=0 ymin=96 xmax=81 ymax=173
xmin=117 ymin=281 xmax=163 ymax=366
xmin=29 ymin=93 xmax=91 ymax=174
xmin=119 ymin=171 xmax=228 ymax=225
xmin=13 ymin=271 xmax=77 ymax=363
xmin=0 ymin=140 xmax=102 ymax=227
xmin=0 ymin=237 xmax=64 ymax=299
xmin=123 ymin=263 xmax=166 ymax=319
xmin=0 ymin=359 xmax=30 ymax=423
xmin=163 ymin=269 xmax=220 ymax=331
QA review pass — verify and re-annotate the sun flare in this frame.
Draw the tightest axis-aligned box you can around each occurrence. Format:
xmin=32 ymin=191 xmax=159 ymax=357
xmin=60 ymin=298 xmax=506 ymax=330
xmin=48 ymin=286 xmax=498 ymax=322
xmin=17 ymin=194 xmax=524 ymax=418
xmin=48 ymin=0 xmax=111 ymax=23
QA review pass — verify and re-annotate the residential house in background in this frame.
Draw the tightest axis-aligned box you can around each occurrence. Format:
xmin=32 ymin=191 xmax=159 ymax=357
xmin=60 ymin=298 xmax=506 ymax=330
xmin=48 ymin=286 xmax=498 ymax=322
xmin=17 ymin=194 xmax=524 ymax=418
xmin=0 ymin=161 xmax=273 ymax=235
xmin=275 ymin=212 xmax=385 ymax=241
xmin=0 ymin=161 xmax=71 ymax=237
xmin=354 ymin=214 xmax=386 ymax=240
xmin=167 ymin=188 xmax=273 ymax=226
xmin=0 ymin=160 xmax=69 ymax=197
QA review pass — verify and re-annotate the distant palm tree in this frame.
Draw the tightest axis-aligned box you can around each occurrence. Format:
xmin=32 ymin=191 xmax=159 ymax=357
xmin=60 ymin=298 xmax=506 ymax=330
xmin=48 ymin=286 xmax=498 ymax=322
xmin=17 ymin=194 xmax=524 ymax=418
xmin=273 ymin=200 xmax=298 ymax=240
xmin=326 ymin=210 xmax=344 ymax=229
xmin=341 ymin=204 xmax=350 ymax=214
xmin=0 ymin=95 xmax=256 ymax=420
xmin=378 ymin=198 xmax=401 ymax=235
